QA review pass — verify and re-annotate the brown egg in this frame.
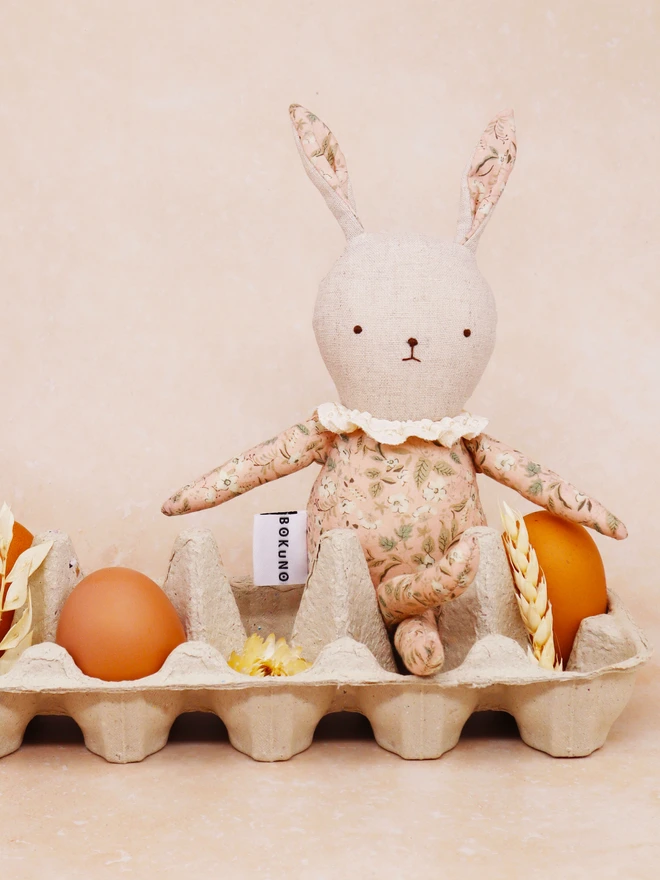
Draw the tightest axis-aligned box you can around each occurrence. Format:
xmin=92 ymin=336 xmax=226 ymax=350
xmin=56 ymin=567 xmax=186 ymax=681
xmin=0 ymin=521 xmax=34 ymax=646
xmin=524 ymin=511 xmax=608 ymax=663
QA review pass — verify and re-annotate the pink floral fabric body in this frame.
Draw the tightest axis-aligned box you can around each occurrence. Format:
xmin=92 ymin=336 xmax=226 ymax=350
xmin=307 ymin=428 xmax=487 ymax=586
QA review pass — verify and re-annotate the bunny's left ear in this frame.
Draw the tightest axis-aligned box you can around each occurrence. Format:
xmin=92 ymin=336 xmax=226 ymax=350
xmin=290 ymin=104 xmax=364 ymax=240
xmin=456 ymin=110 xmax=517 ymax=250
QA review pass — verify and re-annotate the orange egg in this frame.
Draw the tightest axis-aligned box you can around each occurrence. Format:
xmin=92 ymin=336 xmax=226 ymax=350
xmin=0 ymin=521 xmax=34 ymax=646
xmin=524 ymin=511 xmax=608 ymax=663
xmin=56 ymin=567 xmax=186 ymax=681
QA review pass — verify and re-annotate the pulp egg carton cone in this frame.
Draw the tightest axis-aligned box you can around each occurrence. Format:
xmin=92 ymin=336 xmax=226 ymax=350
xmin=0 ymin=526 xmax=650 ymax=764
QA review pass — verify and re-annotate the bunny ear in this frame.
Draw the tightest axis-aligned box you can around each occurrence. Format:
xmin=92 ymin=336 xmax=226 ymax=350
xmin=456 ymin=110 xmax=517 ymax=249
xmin=290 ymin=104 xmax=364 ymax=240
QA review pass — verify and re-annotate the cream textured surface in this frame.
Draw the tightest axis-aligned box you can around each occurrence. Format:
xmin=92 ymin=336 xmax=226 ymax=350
xmin=0 ymin=674 xmax=657 ymax=880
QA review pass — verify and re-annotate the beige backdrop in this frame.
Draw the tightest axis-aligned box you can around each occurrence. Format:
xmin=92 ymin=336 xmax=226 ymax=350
xmin=0 ymin=1 xmax=657 ymax=637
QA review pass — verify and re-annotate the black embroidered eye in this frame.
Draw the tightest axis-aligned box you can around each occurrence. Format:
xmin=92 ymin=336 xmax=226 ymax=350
xmin=463 ymin=328 xmax=472 ymax=337
xmin=353 ymin=325 xmax=363 ymax=334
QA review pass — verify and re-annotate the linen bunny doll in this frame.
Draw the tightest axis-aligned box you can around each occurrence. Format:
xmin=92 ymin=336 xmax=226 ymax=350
xmin=163 ymin=104 xmax=627 ymax=676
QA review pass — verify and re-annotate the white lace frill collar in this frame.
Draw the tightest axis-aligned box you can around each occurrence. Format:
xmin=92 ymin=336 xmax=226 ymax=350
xmin=317 ymin=402 xmax=488 ymax=447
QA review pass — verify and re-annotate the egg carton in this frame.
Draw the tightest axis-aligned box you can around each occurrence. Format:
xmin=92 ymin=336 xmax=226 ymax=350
xmin=0 ymin=527 xmax=650 ymax=763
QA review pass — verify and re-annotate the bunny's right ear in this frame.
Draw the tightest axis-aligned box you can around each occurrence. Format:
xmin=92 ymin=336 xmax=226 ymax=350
xmin=290 ymin=104 xmax=364 ymax=240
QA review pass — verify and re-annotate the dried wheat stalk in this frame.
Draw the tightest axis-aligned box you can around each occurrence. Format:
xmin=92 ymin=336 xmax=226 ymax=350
xmin=501 ymin=501 xmax=562 ymax=671
xmin=0 ymin=503 xmax=52 ymax=672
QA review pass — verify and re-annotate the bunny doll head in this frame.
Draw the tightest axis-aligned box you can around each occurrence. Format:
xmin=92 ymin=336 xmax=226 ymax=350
xmin=290 ymin=105 xmax=516 ymax=422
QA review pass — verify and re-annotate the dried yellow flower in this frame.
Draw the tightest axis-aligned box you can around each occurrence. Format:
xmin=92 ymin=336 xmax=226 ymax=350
xmin=228 ymin=633 xmax=311 ymax=677
xmin=501 ymin=501 xmax=562 ymax=671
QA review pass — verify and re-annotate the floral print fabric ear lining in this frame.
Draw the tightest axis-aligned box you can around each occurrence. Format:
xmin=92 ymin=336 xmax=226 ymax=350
xmin=289 ymin=104 xmax=356 ymax=213
xmin=461 ymin=108 xmax=517 ymax=244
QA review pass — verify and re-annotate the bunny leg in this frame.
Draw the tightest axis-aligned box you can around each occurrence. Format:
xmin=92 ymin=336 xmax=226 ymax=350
xmin=394 ymin=610 xmax=444 ymax=676
xmin=377 ymin=531 xmax=480 ymax=628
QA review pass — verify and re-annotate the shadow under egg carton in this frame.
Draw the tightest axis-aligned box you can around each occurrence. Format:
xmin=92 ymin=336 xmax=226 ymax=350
xmin=0 ymin=527 xmax=650 ymax=764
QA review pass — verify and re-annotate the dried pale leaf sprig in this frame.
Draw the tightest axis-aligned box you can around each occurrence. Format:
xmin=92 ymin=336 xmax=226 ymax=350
xmin=228 ymin=633 xmax=311 ymax=677
xmin=501 ymin=501 xmax=562 ymax=671
xmin=0 ymin=503 xmax=53 ymax=672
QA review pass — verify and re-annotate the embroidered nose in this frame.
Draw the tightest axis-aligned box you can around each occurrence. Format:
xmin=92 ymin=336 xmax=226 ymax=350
xmin=407 ymin=337 xmax=418 ymax=347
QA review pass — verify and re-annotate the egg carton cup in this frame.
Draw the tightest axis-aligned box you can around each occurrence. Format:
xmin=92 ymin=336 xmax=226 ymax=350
xmin=0 ymin=526 xmax=650 ymax=763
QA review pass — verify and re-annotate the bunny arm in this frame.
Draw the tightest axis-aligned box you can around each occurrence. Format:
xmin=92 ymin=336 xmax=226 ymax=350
xmin=464 ymin=434 xmax=628 ymax=539
xmin=162 ymin=414 xmax=333 ymax=516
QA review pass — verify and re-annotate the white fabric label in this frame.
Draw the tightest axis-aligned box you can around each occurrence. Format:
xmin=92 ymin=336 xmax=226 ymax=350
xmin=252 ymin=511 xmax=308 ymax=586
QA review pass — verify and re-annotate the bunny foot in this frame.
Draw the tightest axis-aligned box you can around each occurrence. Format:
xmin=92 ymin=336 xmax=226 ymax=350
xmin=394 ymin=609 xmax=444 ymax=676
xmin=377 ymin=531 xmax=480 ymax=628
